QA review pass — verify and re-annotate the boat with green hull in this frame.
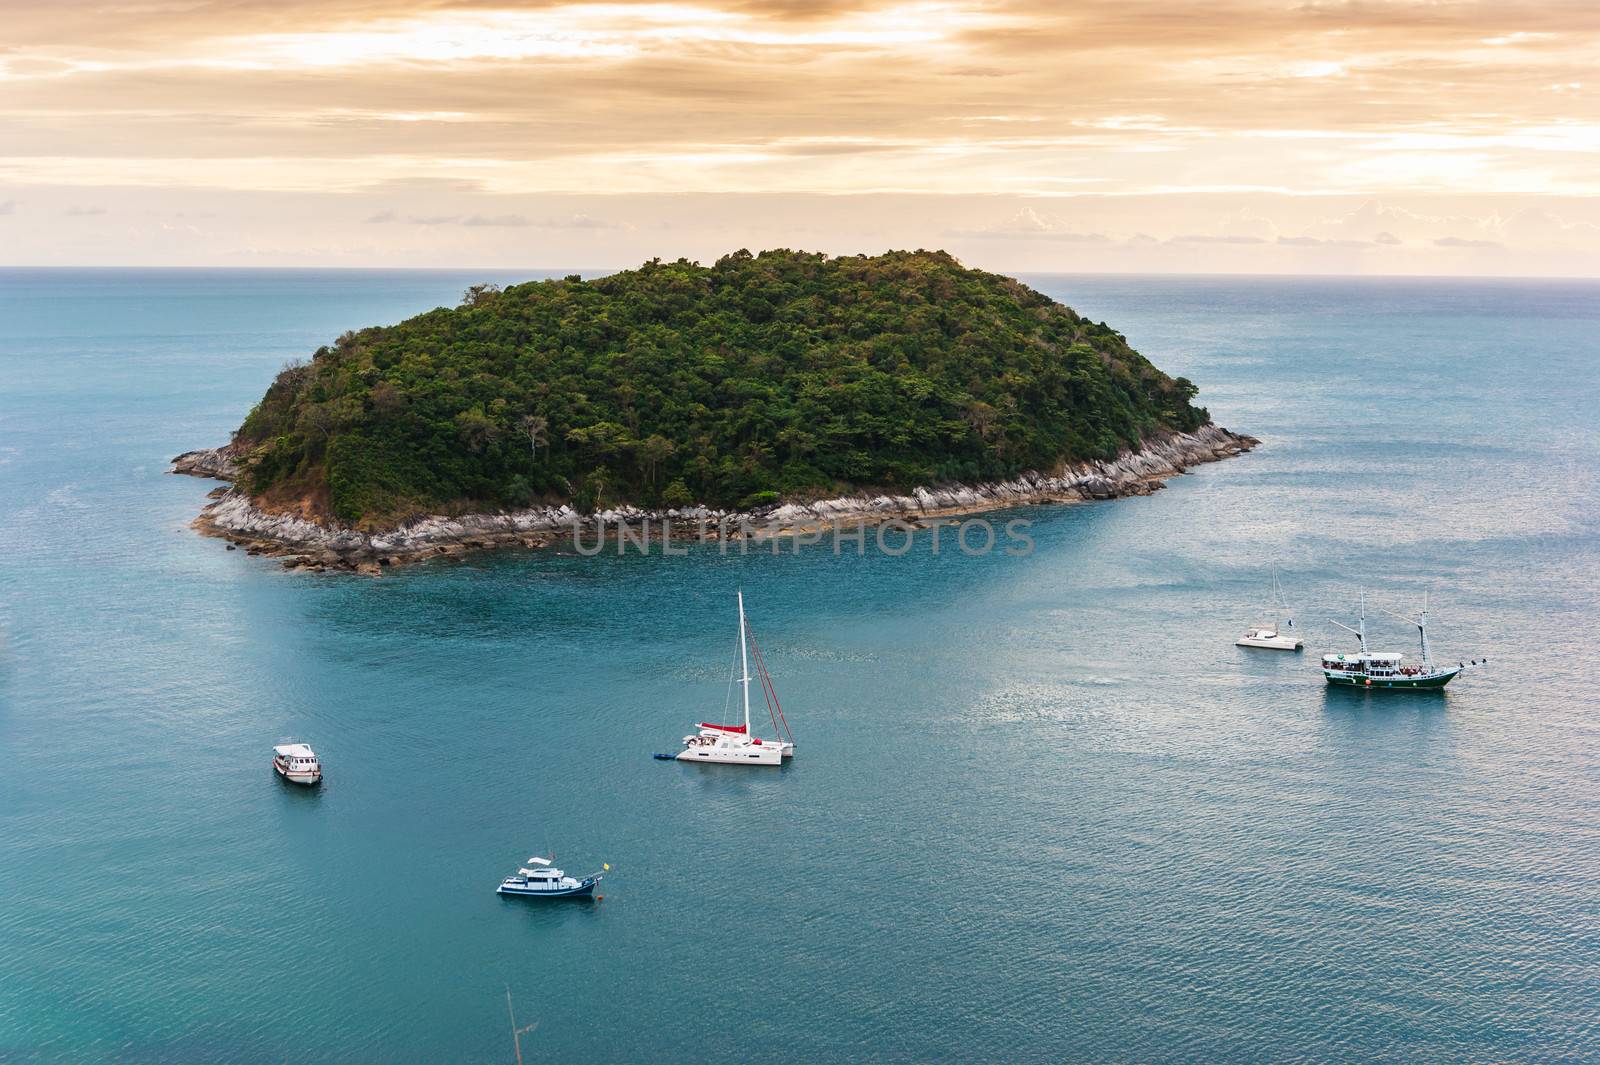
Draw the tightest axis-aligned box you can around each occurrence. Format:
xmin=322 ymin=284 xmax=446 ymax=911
xmin=1321 ymin=592 xmax=1476 ymax=690
xmin=1323 ymin=657 xmax=1458 ymax=688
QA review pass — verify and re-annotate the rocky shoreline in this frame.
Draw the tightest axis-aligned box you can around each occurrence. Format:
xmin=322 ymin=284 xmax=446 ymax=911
xmin=171 ymin=424 xmax=1256 ymax=573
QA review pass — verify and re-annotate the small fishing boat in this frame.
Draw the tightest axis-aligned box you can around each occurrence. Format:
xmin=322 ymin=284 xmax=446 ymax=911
xmin=1237 ymin=569 xmax=1302 ymax=650
xmin=675 ymin=591 xmax=795 ymax=766
xmin=496 ymin=856 xmax=604 ymax=899
xmin=272 ymin=742 xmax=321 ymax=785
xmin=1322 ymin=591 xmax=1472 ymax=689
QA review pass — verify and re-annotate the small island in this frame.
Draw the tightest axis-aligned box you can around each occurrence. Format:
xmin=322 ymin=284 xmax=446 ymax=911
xmin=175 ymin=249 xmax=1254 ymax=570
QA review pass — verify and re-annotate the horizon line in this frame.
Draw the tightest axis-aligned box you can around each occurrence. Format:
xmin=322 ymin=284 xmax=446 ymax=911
xmin=3 ymin=263 xmax=1599 ymax=284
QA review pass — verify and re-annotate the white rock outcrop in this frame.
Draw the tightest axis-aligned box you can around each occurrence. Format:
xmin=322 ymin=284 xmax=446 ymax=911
xmin=172 ymin=424 xmax=1255 ymax=571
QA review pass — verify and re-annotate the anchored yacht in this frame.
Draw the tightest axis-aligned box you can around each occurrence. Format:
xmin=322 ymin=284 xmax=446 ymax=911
xmin=496 ymin=855 xmax=604 ymax=899
xmin=1237 ymin=570 xmax=1303 ymax=651
xmin=272 ymin=743 xmax=321 ymax=785
xmin=1322 ymin=591 xmax=1473 ymax=689
xmin=675 ymin=591 xmax=795 ymax=766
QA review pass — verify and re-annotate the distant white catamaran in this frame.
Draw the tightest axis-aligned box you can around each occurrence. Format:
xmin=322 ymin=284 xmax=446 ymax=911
xmin=1236 ymin=569 xmax=1303 ymax=650
xmin=674 ymin=591 xmax=795 ymax=766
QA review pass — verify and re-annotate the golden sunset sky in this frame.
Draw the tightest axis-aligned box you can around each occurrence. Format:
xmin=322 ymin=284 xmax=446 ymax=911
xmin=3 ymin=0 xmax=1598 ymax=273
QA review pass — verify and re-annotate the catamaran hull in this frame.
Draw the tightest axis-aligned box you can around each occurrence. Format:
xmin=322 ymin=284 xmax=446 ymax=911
xmin=1237 ymin=636 xmax=1303 ymax=650
xmin=1324 ymin=669 xmax=1459 ymax=689
xmin=686 ymin=728 xmax=793 ymax=759
xmin=677 ymin=745 xmax=783 ymax=765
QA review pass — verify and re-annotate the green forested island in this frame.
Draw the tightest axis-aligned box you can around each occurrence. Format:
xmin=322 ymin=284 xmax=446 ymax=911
xmin=233 ymin=249 xmax=1211 ymax=527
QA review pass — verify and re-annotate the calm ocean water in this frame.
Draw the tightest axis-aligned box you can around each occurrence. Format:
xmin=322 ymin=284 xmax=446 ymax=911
xmin=1 ymin=269 xmax=1597 ymax=1063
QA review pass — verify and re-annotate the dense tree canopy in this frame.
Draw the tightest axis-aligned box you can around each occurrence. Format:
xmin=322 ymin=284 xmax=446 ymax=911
xmin=234 ymin=249 xmax=1210 ymax=527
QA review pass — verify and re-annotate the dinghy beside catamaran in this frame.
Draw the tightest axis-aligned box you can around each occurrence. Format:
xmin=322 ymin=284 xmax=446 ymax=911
xmin=1321 ymin=590 xmax=1475 ymax=689
xmin=675 ymin=591 xmax=795 ymax=766
xmin=1237 ymin=569 xmax=1303 ymax=650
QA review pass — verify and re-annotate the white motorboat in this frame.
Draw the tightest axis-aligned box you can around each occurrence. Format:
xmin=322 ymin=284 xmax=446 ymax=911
xmin=272 ymin=742 xmax=321 ymax=785
xmin=1236 ymin=569 xmax=1303 ymax=650
xmin=673 ymin=591 xmax=795 ymax=766
xmin=496 ymin=855 xmax=604 ymax=899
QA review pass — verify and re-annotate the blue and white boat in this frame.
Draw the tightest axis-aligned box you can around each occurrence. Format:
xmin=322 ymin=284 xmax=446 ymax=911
xmin=496 ymin=856 xmax=603 ymax=899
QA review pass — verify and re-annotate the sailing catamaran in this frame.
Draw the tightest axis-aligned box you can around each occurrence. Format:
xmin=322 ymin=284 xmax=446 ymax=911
xmin=1321 ymin=590 xmax=1468 ymax=689
xmin=1236 ymin=569 xmax=1303 ymax=650
xmin=675 ymin=591 xmax=795 ymax=766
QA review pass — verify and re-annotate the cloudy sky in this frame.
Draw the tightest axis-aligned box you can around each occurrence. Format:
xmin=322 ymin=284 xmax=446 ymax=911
xmin=3 ymin=0 xmax=1598 ymax=273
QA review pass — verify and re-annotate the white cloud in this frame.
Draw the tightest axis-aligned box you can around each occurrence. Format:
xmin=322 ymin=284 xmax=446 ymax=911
xmin=1276 ymin=235 xmax=1373 ymax=247
xmin=1500 ymin=207 xmax=1600 ymax=247
xmin=944 ymin=207 xmax=1108 ymax=242
xmin=364 ymin=208 xmax=622 ymax=230
xmin=1218 ymin=207 xmax=1278 ymax=241
xmin=1307 ymin=200 xmax=1497 ymax=246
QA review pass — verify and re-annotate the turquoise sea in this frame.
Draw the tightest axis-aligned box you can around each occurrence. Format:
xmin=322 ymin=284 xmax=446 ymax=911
xmin=1 ymin=269 xmax=1597 ymax=1063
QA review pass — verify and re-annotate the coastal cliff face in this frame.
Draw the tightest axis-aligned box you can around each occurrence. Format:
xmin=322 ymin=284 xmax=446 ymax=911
xmin=170 ymin=447 xmax=240 ymax=481
xmin=172 ymin=424 xmax=1255 ymax=573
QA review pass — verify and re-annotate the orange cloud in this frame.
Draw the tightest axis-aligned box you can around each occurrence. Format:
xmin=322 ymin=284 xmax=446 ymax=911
xmin=1 ymin=0 xmax=1597 ymax=270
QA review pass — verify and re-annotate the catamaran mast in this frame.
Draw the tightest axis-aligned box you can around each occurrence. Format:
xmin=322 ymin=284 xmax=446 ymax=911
xmin=738 ymin=589 xmax=752 ymax=733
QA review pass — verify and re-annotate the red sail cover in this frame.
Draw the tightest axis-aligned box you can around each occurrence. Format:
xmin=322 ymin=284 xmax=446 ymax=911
xmin=698 ymin=722 xmax=747 ymax=734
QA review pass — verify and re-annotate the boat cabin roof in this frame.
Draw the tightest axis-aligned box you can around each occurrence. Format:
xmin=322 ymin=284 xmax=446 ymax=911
xmin=273 ymin=743 xmax=317 ymax=758
xmin=1323 ymin=652 xmax=1403 ymax=663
